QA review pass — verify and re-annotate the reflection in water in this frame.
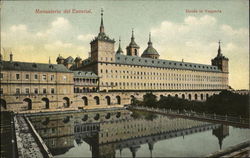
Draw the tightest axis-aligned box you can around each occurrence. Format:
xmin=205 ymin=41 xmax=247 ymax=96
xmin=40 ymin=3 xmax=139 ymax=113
xmin=29 ymin=109 xmax=246 ymax=158
xmin=212 ymin=125 xmax=229 ymax=150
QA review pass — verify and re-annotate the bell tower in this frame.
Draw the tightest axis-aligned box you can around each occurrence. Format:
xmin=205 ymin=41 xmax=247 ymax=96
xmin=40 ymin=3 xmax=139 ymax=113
xmin=126 ymin=29 xmax=140 ymax=56
xmin=90 ymin=9 xmax=115 ymax=63
xmin=211 ymin=41 xmax=229 ymax=73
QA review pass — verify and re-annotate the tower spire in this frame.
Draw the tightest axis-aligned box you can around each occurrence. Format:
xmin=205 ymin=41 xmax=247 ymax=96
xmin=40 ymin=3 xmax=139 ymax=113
xmin=116 ymin=36 xmax=124 ymax=54
xmin=217 ymin=40 xmax=222 ymax=57
xmin=148 ymin=32 xmax=152 ymax=46
xmin=131 ymin=28 xmax=135 ymax=41
xmin=100 ymin=8 xmax=104 ymax=33
xmin=119 ymin=37 xmax=121 ymax=47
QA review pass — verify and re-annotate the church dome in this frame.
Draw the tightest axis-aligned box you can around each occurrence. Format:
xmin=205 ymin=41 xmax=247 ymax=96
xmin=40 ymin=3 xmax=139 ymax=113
xmin=141 ymin=33 xmax=159 ymax=58
xmin=142 ymin=45 xmax=159 ymax=55
xmin=56 ymin=55 xmax=64 ymax=60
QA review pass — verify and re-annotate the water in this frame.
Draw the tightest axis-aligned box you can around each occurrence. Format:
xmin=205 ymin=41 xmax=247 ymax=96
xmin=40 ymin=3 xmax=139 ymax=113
xmin=29 ymin=109 xmax=250 ymax=157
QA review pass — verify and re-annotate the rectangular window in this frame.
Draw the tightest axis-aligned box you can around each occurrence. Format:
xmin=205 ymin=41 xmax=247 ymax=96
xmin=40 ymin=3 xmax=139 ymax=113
xmin=16 ymin=74 xmax=20 ymax=80
xmin=25 ymin=74 xmax=29 ymax=80
xmin=34 ymin=88 xmax=38 ymax=94
xmin=0 ymin=88 xmax=3 ymax=94
xmin=63 ymin=76 xmax=67 ymax=81
xmin=42 ymin=75 xmax=46 ymax=80
xmin=50 ymin=75 xmax=54 ymax=81
xmin=0 ymin=73 xmax=3 ymax=79
xmin=43 ymin=88 xmax=46 ymax=94
xmin=34 ymin=74 xmax=38 ymax=80
xmin=15 ymin=88 xmax=20 ymax=94
xmin=51 ymin=88 xmax=55 ymax=94
xmin=25 ymin=88 xmax=29 ymax=94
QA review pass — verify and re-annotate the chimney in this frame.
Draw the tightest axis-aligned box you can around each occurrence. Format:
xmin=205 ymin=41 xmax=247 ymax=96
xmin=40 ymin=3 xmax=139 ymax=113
xmin=10 ymin=52 xmax=13 ymax=62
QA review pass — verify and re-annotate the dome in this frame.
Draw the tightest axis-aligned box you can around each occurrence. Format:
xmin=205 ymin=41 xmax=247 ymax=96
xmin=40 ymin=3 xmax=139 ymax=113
xmin=142 ymin=33 xmax=159 ymax=57
xmin=56 ymin=55 xmax=64 ymax=60
xmin=142 ymin=46 xmax=159 ymax=56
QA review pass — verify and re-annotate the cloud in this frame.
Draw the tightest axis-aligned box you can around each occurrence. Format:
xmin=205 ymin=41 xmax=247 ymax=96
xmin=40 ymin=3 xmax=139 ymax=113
xmin=51 ymin=17 xmax=71 ymax=29
xmin=150 ymin=15 xmax=249 ymax=89
xmin=221 ymin=24 xmax=248 ymax=37
xmin=77 ymin=34 xmax=94 ymax=41
xmin=184 ymin=15 xmax=216 ymax=26
xmin=10 ymin=24 xmax=27 ymax=32
xmin=36 ymin=17 xmax=71 ymax=38
xmin=44 ymin=40 xmax=73 ymax=51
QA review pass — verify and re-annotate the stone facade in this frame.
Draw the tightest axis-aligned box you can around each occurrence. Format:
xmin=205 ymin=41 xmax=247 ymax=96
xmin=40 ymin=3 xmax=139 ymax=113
xmin=0 ymin=60 xmax=74 ymax=112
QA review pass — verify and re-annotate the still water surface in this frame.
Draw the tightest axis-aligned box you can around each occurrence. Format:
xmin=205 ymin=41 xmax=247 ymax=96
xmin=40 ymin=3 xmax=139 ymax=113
xmin=29 ymin=109 xmax=250 ymax=157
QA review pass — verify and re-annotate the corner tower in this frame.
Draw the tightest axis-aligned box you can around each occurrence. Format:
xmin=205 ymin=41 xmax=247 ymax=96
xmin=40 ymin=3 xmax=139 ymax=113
xmin=211 ymin=41 xmax=229 ymax=73
xmin=126 ymin=29 xmax=140 ymax=56
xmin=90 ymin=9 xmax=115 ymax=63
xmin=141 ymin=33 xmax=160 ymax=59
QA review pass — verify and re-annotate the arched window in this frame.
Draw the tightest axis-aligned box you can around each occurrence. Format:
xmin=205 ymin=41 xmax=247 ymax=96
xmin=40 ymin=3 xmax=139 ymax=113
xmin=175 ymin=94 xmax=178 ymax=98
xmin=130 ymin=95 xmax=135 ymax=104
xmin=201 ymin=94 xmax=203 ymax=100
xmin=182 ymin=94 xmax=185 ymax=99
xmin=105 ymin=96 xmax=111 ymax=105
xmin=134 ymin=49 xmax=137 ymax=56
xmin=42 ymin=98 xmax=49 ymax=109
xmin=94 ymin=113 xmax=100 ymax=120
xmin=23 ymin=98 xmax=32 ymax=110
xmin=94 ymin=96 xmax=100 ymax=105
xmin=105 ymin=113 xmax=111 ymax=119
xmin=82 ymin=97 xmax=88 ymax=106
xmin=0 ymin=99 xmax=7 ymax=110
xmin=116 ymin=112 xmax=121 ymax=118
xmin=116 ymin=96 xmax=121 ymax=104
xmin=195 ymin=94 xmax=198 ymax=100
xmin=63 ymin=97 xmax=70 ymax=108
xmin=188 ymin=94 xmax=192 ymax=100
xmin=206 ymin=94 xmax=209 ymax=99
xmin=82 ymin=114 xmax=88 ymax=121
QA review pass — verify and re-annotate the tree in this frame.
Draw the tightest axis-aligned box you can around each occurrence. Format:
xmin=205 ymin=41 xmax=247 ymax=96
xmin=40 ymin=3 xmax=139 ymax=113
xmin=143 ymin=93 xmax=157 ymax=107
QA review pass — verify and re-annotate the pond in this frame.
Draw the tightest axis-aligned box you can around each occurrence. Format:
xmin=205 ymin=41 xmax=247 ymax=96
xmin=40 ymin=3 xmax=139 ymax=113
xmin=29 ymin=109 xmax=250 ymax=157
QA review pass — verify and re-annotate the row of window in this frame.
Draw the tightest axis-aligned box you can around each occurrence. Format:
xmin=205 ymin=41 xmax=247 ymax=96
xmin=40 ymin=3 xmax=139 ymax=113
xmin=0 ymin=73 xmax=67 ymax=81
xmin=100 ymin=69 xmax=227 ymax=82
xmin=0 ymin=88 xmax=68 ymax=95
xmin=74 ymin=78 xmax=98 ymax=83
xmin=100 ymin=59 xmax=218 ymax=70
xmin=101 ymin=82 xmax=227 ymax=89
xmin=102 ymin=74 xmax=227 ymax=83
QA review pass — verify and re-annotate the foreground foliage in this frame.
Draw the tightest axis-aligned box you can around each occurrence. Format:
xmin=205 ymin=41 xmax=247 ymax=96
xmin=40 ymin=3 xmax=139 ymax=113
xmin=135 ymin=91 xmax=249 ymax=118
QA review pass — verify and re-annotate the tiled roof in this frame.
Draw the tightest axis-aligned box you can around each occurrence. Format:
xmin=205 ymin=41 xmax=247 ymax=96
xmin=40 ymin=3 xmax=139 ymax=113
xmin=90 ymin=32 xmax=115 ymax=44
xmin=73 ymin=71 xmax=98 ymax=78
xmin=0 ymin=61 xmax=72 ymax=73
xmin=64 ymin=56 xmax=74 ymax=64
xmin=115 ymin=54 xmax=221 ymax=72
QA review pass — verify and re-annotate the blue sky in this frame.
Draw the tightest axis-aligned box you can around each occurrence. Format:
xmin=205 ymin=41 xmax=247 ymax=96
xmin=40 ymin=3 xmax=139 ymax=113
xmin=1 ymin=0 xmax=249 ymax=89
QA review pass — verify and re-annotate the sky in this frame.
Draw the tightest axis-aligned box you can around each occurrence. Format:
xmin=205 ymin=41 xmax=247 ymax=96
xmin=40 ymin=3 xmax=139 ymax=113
xmin=0 ymin=0 xmax=249 ymax=89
